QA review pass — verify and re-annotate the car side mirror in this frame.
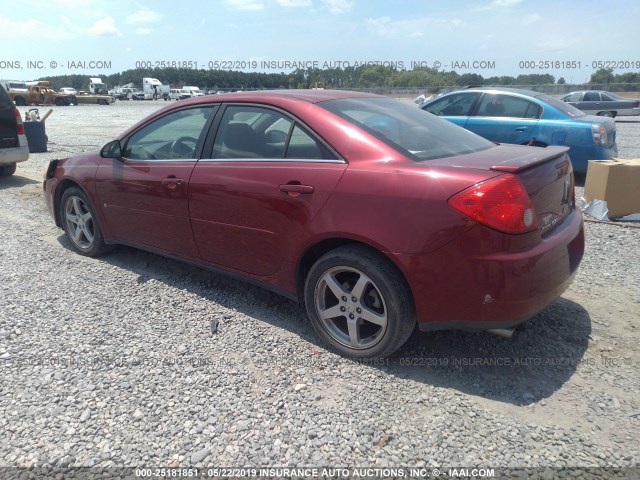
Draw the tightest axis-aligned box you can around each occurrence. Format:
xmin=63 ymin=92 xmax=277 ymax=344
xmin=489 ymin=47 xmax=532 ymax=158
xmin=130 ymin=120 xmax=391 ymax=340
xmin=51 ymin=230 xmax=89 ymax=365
xmin=100 ymin=140 xmax=122 ymax=159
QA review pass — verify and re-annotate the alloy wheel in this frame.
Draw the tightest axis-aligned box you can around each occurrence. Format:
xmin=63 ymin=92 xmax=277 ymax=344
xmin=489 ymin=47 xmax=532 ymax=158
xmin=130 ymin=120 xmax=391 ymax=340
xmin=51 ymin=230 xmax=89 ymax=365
xmin=314 ymin=266 xmax=388 ymax=350
xmin=64 ymin=195 xmax=96 ymax=250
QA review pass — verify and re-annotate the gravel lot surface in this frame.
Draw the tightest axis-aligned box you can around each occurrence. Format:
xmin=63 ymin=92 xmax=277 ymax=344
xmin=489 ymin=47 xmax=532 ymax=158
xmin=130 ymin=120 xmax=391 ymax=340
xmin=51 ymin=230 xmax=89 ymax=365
xmin=1 ymin=101 xmax=639 ymax=478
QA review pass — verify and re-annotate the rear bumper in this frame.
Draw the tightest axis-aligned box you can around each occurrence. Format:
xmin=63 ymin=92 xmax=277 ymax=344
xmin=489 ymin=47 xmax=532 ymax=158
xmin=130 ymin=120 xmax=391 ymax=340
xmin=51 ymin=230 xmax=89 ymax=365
xmin=568 ymin=143 xmax=617 ymax=174
xmin=616 ymin=107 xmax=640 ymax=117
xmin=0 ymin=137 xmax=29 ymax=166
xmin=391 ymin=209 xmax=585 ymax=331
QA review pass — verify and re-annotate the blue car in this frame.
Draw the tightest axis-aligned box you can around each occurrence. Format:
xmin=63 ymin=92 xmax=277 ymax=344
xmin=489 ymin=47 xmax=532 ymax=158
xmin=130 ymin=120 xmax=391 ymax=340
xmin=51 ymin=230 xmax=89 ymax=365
xmin=420 ymin=87 xmax=617 ymax=174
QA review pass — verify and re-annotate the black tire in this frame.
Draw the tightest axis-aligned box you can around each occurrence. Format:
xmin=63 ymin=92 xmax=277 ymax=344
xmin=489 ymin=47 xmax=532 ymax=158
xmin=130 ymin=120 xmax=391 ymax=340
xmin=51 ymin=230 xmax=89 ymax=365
xmin=598 ymin=111 xmax=614 ymax=118
xmin=14 ymin=97 xmax=26 ymax=106
xmin=59 ymin=187 xmax=110 ymax=257
xmin=55 ymin=98 xmax=65 ymax=106
xmin=0 ymin=163 xmax=17 ymax=176
xmin=304 ymin=245 xmax=415 ymax=358
xmin=98 ymin=99 xmax=107 ymax=105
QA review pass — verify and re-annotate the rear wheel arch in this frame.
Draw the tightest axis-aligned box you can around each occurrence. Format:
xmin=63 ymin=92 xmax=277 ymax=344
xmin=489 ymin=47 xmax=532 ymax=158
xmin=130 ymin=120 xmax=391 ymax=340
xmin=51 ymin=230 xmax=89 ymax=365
xmin=302 ymin=242 xmax=417 ymax=357
xmin=295 ymin=238 xmax=413 ymax=305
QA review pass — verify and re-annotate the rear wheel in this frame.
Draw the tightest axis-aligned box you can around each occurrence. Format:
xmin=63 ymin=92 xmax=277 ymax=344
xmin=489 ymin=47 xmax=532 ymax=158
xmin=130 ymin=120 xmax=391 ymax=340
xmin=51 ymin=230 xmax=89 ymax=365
xmin=60 ymin=187 xmax=110 ymax=256
xmin=0 ymin=163 xmax=17 ymax=176
xmin=304 ymin=245 xmax=415 ymax=358
xmin=598 ymin=111 xmax=614 ymax=118
xmin=55 ymin=98 xmax=65 ymax=106
xmin=14 ymin=97 xmax=26 ymax=106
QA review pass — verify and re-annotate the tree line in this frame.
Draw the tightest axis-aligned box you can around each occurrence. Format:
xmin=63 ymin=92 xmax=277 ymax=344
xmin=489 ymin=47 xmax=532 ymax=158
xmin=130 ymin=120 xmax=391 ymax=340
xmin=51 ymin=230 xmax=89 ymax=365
xmin=40 ymin=67 xmax=639 ymax=92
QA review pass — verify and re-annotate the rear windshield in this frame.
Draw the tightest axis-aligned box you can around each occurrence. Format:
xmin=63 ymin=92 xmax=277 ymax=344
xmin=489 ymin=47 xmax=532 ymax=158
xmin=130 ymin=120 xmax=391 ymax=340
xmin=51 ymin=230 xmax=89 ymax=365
xmin=538 ymin=94 xmax=586 ymax=118
xmin=318 ymin=97 xmax=494 ymax=160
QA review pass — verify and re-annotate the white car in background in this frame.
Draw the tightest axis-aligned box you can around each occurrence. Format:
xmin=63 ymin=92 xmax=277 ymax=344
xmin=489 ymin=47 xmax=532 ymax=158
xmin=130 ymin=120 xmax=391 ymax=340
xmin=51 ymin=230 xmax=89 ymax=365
xmin=59 ymin=87 xmax=78 ymax=96
xmin=182 ymin=86 xmax=205 ymax=97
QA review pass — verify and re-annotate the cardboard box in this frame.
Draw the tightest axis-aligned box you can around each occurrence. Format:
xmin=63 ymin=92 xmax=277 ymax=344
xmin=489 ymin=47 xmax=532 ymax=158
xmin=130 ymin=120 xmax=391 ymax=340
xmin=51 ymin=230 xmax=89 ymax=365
xmin=584 ymin=158 xmax=640 ymax=218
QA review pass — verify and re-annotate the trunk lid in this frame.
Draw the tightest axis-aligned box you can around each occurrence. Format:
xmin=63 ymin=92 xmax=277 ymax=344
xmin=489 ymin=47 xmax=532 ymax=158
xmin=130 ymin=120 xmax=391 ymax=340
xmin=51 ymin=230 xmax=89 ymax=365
xmin=488 ymin=145 xmax=574 ymax=237
xmin=431 ymin=144 xmax=575 ymax=236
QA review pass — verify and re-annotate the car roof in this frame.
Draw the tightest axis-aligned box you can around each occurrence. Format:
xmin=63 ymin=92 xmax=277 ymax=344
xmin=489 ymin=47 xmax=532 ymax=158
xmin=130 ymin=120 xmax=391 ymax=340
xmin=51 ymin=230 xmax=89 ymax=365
xmin=116 ymin=89 xmax=386 ymax=141
xmin=566 ymin=90 xmax=613 ymax=94
xmin=458 ymin=87 xmax=547 ymax=98
xmin=183 ymin=89 xmax=380 ymax=105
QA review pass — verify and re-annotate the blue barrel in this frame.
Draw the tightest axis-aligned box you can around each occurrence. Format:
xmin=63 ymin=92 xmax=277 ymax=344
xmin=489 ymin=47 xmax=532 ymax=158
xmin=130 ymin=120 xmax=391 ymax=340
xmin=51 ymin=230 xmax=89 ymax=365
xmin=24 ymin=121 xmax=48 ymax=153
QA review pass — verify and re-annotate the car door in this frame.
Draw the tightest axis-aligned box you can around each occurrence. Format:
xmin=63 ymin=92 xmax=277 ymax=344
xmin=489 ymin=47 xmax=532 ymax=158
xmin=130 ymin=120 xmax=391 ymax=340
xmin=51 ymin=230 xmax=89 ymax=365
xmin=189 ymin=104 xmax=347 ymax=277
xmin=421 ymin=91 xmax=481 ymax=128
xmin=464 ymin=93 xmax=541 ymax=145
xmin=95 ymin=105 xmax=217 ymax=257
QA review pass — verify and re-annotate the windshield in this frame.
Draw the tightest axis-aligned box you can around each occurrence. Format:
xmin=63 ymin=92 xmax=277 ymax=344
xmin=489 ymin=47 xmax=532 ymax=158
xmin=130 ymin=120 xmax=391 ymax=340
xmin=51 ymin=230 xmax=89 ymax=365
xmin=538 ymin=94 xmax=586 ymax=118
xmin=318 ymin=97 xmax=494 ymax=160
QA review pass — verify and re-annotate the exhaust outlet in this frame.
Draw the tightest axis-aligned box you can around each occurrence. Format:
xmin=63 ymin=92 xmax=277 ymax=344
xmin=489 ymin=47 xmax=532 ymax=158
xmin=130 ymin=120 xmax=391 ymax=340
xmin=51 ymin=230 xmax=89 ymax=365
xmin=486 ymin=327 xmax=515 ymax=338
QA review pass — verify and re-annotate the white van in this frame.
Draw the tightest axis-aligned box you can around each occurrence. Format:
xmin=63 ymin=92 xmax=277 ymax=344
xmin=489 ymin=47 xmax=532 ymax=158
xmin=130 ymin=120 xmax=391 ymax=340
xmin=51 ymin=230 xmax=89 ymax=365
xmin=182 ymin=86 xmax=204 ymax=97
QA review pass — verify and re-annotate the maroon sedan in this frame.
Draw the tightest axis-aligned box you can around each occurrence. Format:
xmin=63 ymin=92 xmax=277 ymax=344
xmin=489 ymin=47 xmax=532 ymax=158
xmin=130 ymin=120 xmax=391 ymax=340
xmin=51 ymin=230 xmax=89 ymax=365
xmin=44 ymin=90 xmax=584 ymax=358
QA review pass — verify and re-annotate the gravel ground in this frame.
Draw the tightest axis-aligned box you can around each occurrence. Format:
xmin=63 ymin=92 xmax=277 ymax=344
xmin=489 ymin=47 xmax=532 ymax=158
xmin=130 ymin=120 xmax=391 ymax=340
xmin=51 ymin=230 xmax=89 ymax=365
xmin=1 ymin=101 xmax=639 ymax=478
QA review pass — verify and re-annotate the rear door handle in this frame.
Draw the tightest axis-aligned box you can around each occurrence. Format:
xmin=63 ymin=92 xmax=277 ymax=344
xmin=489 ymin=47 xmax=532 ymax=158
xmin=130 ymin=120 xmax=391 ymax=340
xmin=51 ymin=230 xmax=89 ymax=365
xmin=515 ymin=127 xmax=527 ymax=132
xmin=279 ymin=184 xmax=314 ymax=197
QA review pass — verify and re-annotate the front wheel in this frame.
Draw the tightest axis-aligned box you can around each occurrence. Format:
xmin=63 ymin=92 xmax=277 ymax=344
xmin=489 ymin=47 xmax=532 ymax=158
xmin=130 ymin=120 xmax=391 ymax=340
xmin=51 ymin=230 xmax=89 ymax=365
xmin=304 ymin=245 xmax=415 ymax=358
xmin=60 ymin=187 xmax=110 ymax=256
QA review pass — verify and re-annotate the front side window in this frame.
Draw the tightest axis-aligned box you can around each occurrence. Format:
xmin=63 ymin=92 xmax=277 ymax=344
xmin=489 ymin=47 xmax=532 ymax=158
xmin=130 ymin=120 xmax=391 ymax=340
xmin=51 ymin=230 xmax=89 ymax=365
xmin=422 ymin=92 xmax=480 ymax=117
xmin=320 ymin=97 xmax=494 ymax=161
xmin=475 ymin=94 xmax=540 ymax=118
xmin=124 ymin=106 xmax=215 ymax=160
xmin=213 ymin=105 xmax=336 ymax=160
xmin=563 ymin=92 xmax=582 ymax=102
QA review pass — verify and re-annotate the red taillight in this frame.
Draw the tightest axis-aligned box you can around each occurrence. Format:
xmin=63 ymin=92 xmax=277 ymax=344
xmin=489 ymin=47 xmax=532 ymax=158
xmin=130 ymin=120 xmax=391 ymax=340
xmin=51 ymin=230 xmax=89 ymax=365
xmin=448 ymin=174 xmax=539 ymax=234
xmin=14 ymin=108 xmax=24 ymax=135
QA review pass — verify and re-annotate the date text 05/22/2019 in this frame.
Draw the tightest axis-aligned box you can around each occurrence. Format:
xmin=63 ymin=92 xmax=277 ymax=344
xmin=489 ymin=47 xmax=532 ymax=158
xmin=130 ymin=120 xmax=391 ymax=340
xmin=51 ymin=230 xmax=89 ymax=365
xmin=3 ymin=58 xmax=639 ymax=72
xmin=133 ymin=60 xmax=497 ymax=70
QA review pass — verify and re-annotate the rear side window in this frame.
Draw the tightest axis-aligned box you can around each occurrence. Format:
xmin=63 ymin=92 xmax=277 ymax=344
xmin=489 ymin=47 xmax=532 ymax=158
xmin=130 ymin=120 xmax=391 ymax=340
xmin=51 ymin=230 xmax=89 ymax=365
xmin=538 ymin=94 xmax=586 ymax=118
xmin=601 ymin=93 xmax=615 ymax=101
xmin=475 ymin=94 xmax=541 ymax=119
xmin=320 ymin=97 xmax=494 ymax=161
xmin=583 ymin=92 xmax=600 ymax=101
xmin=212 ymin=105 xmax=336 ymax=160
